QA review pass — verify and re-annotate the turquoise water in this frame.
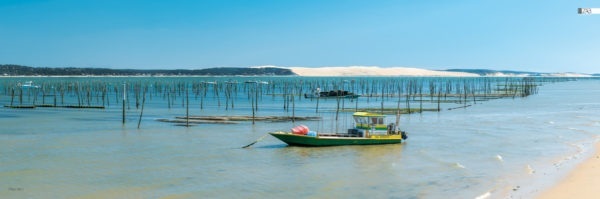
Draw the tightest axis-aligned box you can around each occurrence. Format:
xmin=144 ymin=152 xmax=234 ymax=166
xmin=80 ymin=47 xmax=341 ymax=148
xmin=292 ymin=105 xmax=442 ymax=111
xmin=0 ymin=77 xmax=599 ymax=198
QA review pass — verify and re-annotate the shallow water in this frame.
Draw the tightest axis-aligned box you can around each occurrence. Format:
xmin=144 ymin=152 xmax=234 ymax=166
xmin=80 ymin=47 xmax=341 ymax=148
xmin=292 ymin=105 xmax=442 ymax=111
xmin=0 ymin=77 xmax=599 ymax=199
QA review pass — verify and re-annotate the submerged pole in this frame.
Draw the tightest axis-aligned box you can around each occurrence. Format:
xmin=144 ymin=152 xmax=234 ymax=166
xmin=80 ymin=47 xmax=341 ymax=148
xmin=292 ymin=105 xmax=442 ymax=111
xmin=10 ymin=88 xmax=14 ymax=106
xmin=395 ymin=108 xmax=401 ymax=134
xmin=122 ymin=83 xmax=126 ymax=124
xmin=186 ymin=85 xmax=190 ymax=127
xmin=137 ymin=88 xmax=146 ymax=129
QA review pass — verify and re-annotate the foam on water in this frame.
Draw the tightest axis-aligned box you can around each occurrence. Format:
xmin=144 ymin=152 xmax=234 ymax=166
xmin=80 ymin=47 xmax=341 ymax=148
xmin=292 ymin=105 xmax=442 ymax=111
xmin=455 ymin=162 xmax=466 ymax=169
xmin=495 ymin=154 xmax=503 ymax=162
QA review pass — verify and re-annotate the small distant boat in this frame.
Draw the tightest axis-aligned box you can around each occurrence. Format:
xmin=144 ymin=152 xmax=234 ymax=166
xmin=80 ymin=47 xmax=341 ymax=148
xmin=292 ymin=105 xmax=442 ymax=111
xmin=269 ymin=112 xmax=407 ymax=146
xmin=19 ymin=81 xmax=40 ymax=89
xmin=304 ymin=88 xmax=360 ymax=99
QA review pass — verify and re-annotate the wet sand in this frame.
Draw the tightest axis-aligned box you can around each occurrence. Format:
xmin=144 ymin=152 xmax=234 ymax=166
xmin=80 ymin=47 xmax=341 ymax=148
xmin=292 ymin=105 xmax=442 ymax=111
xmin=537 ymin=142 xmax=600 ymax=199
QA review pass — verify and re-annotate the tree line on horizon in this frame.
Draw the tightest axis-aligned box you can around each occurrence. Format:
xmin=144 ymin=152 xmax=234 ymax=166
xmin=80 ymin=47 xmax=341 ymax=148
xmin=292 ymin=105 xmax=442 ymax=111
xmin=0 ymin=64 xmax=295 ymax=76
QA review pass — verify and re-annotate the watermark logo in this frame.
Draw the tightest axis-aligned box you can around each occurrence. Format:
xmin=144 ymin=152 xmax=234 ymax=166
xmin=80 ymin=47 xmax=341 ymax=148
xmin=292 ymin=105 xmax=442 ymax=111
xmin=578 ymin=8 xmax=600 ymax=14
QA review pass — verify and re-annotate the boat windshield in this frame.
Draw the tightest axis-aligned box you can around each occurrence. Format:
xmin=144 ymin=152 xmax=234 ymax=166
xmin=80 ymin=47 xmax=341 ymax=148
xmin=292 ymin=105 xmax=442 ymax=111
xmin=371 ymin=117 xmax=384 ymax=125
xmin=354 ymin=116 xmax=367 ymax=124
xmin=354 ymin=116 xmax=384 ymax=125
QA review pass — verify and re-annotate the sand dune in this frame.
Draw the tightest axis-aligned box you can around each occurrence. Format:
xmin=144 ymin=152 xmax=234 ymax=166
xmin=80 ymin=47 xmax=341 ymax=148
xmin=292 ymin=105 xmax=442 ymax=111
xmin=287 ymin=66 xmax=479 ymax=77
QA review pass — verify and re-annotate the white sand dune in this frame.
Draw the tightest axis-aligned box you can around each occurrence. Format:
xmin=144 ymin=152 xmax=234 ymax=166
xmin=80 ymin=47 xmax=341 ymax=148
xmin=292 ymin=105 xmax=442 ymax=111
xmin=252 ymin=65 xmax=591 ymax=77
xmin=286 ymin=66 xmax=479 ymax=77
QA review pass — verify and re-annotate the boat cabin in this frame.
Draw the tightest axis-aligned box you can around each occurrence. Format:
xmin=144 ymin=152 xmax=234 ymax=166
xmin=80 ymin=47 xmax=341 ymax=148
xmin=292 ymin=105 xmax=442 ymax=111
xmin=351 ymin=112 xmax=396 ymax=137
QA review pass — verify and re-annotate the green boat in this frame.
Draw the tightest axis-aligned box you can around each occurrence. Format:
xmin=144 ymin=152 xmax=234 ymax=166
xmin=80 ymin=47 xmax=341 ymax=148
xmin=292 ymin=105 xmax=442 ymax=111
xmin=269 ymin=112 xmax=407 ymax=146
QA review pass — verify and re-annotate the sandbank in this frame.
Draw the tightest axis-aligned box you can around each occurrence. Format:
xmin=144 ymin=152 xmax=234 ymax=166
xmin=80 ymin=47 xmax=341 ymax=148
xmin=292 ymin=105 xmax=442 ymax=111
xmin=537 ymin=141 xmax=600 ymax=199
xmin=287 ymin=66 xmax=479 ymax=77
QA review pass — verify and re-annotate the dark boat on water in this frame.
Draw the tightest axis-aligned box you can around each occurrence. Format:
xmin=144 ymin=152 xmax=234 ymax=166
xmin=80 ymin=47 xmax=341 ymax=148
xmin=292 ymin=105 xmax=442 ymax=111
xmin=304 ymin=88 xmax=360 ymax=99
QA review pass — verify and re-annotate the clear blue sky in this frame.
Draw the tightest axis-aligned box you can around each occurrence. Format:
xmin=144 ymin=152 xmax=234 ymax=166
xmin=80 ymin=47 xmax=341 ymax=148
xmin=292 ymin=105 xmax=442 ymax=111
xmin=1 ymin=0 xmax=599 ymax=73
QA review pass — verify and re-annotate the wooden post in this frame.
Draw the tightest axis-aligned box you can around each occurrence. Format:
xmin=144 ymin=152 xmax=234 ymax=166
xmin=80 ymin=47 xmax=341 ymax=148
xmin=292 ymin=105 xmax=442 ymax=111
xmin=186 ymin=84 xmax=190 ymax=127
xmin=10 ymin=88 xmax=14 ymax=106
xmin=54 ymin=86 xmax=57 ymax=107
xmin=122 ymin=83 xmax=126 ymax=124
xmin=137 ymin=88 xmax=146 ymax=129
xmin=251 ymin=84 xmax=256 ymax=125
xmin=335 ymin=95 xmax=341 ymax=121
xmin=291 ymin=92 xmax=295 ymax=122
xmin=255 ymin=84 xmax=259 ymax=117
xmin=19 ymin=87 xmax=23 ymax=105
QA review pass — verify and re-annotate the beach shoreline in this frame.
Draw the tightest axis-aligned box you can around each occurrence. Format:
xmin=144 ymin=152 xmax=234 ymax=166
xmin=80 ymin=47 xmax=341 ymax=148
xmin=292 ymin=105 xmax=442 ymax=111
xmin=537 ymin=141 xmax=600 ymax=199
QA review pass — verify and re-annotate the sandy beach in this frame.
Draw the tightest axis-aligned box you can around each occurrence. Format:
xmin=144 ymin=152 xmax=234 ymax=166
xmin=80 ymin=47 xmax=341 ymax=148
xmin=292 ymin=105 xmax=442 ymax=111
xmin=537 ymin=141 xmax=600 ymax=199
xmin=288 ymin=66 xmax=479 ymax=77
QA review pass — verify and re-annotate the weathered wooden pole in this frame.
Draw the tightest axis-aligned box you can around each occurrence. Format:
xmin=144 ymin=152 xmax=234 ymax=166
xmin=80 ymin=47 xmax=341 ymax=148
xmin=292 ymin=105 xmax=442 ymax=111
xmin=420 ymin=83 xmax=424 ymax=113
xmin=251 ymin=84 xmax=256 ymax=125
xmin=137 ymin=88 xmax=146 ymax=129
xmin=186 ymin=84 xmax=190 ymax=127
xmin=200 ymin=83 xmax=204 ymax=110
xmin=167 ymin=87 xmax=171 ymax=109
xmin=405 ymin=81 xmax=411 ymax=113
xmin=291 ymin=92 xmax=296 ymax=122
xmin=41 ymin=84 xmax=46 ymax=105
xmin=335 ymin=94 xmax=341 ymax=121
xmin=315 ymin=91 xmax=320 ymax=113
xmin=437 ymin=85 xmax=442 ymax=111
xmin=395 ymin=97 xmax=401 ymax=134
xmin=122 ymin=83 xmax=126 ymax=124
xmin=225 ymin=83 xmax=230 ymax=110
xmin=19 ymin=87 xmax=23 ymax=105
xmin=381 ymin=83 xmax=385 ymax=114
xmin=10 ymin=88 xmax=14 ymax=106
xmin=54 ymin=86 xmax=57 ymax=107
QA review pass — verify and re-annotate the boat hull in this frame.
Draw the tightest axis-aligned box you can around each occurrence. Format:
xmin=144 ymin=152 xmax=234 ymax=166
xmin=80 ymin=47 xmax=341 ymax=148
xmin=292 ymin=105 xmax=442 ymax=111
xmin=269 ymin=132 xmax=402 ymax=146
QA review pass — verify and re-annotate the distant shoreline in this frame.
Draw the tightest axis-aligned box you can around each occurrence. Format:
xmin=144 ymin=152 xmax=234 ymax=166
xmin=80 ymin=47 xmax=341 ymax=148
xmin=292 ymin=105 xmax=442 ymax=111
xmin=0 ymin=64 xmax=295 ymax=77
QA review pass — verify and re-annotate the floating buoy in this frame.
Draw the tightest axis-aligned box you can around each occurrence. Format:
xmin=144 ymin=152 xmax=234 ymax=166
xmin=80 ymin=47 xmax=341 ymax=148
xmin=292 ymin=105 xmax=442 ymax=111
xmin=292 ymin=125 xmax=309 ymax=135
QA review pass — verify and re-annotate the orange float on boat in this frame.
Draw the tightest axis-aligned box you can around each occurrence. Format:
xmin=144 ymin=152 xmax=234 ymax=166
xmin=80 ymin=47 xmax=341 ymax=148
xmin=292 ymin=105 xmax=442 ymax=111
xmin=291 ymin=125 xmax=309 ymax=135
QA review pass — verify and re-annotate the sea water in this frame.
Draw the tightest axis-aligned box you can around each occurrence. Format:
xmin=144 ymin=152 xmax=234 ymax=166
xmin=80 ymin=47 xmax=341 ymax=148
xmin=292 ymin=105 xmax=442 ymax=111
xmin=0 ymin=77 xmax=599 ymax=199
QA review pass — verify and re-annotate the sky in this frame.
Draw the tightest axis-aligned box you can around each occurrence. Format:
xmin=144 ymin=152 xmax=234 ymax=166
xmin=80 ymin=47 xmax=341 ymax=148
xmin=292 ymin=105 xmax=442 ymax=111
xmin=1 ymin=0 xmax=599 ymax=73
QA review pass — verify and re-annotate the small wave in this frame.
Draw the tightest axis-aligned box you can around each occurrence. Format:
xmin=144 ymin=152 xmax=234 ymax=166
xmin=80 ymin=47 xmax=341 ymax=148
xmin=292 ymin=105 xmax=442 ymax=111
xmin=554 ymin=142 xmax=587 ymax=167
xmin=547 ymin=121 xmax=555 ymax=124
xmin=566 ymin=127 xmax=594 ymax=136
xmin=455 ymin=162 xmax=466 ymax=169
xmin=474 ymin=191 xmax=491 ymax=199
